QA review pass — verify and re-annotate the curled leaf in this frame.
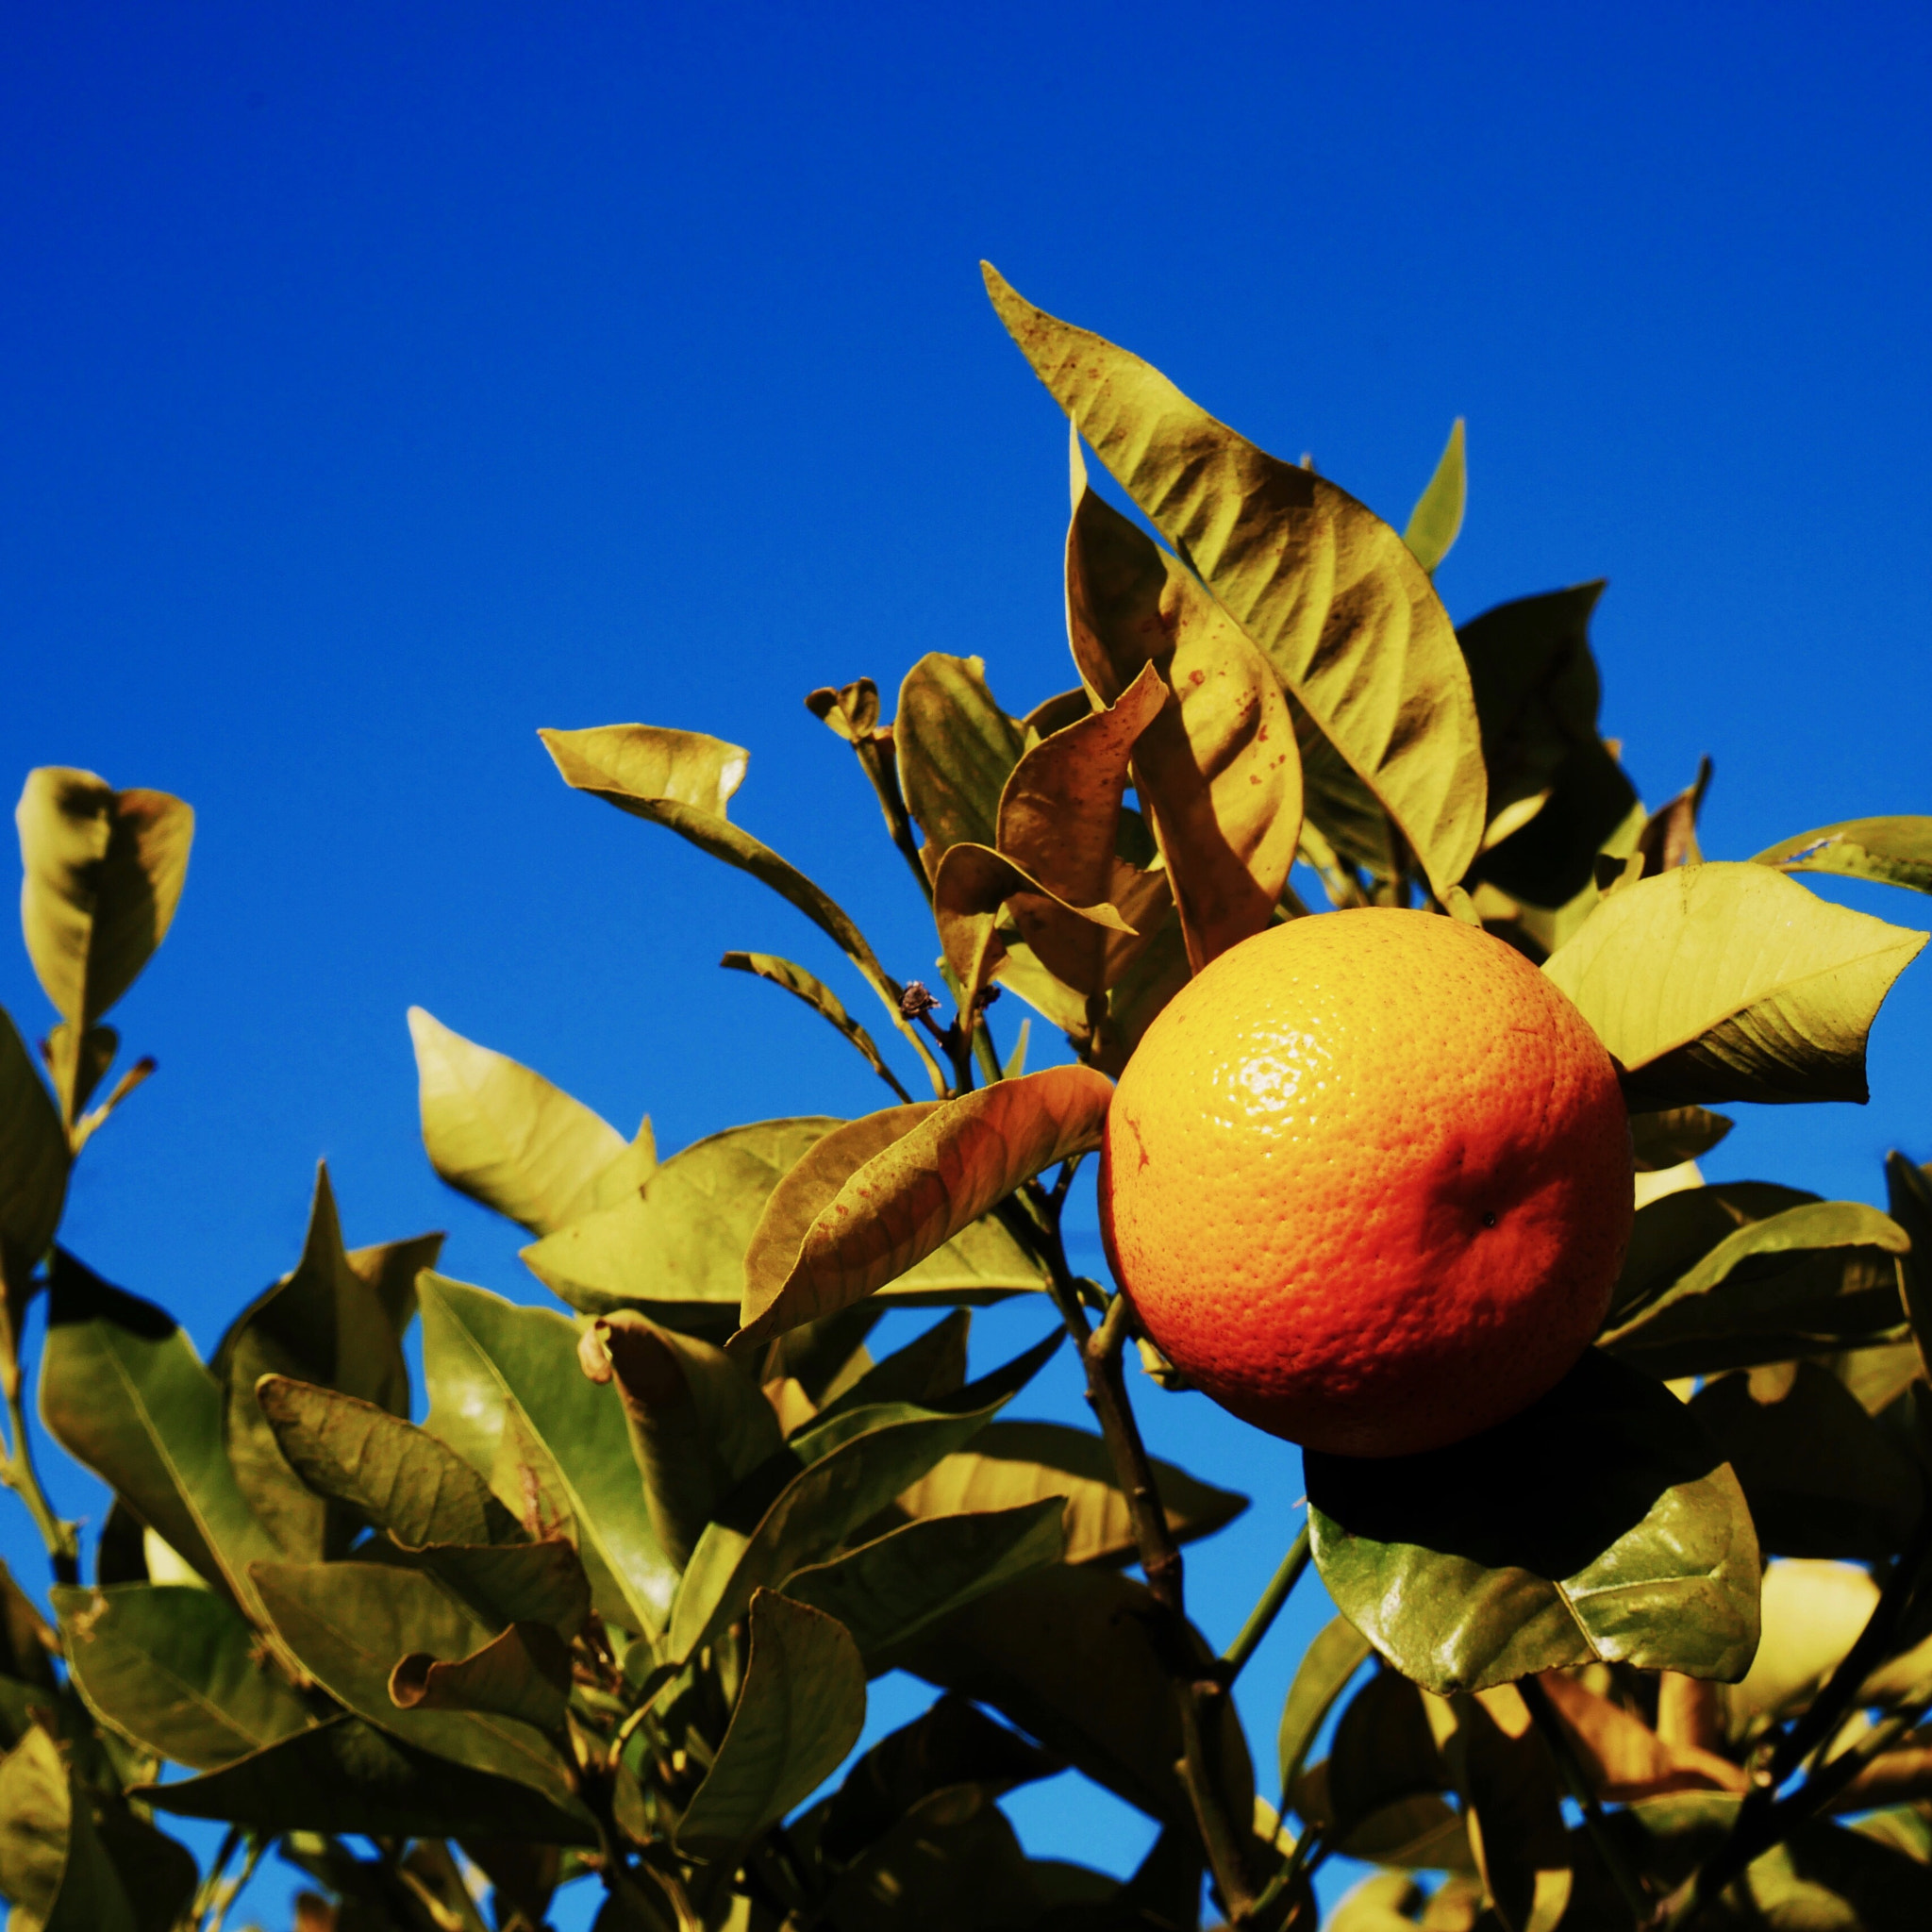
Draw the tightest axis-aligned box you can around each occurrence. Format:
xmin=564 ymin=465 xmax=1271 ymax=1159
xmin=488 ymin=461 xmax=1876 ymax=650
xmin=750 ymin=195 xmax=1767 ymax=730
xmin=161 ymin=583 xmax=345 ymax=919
xmin=390 ymin=1620 xmax=572 ymax=1732
xmin=721 ymin=951 xmax=909 ymax=1099
xmin=983 ymin=264 xmax=1484 ymax=899
xmin=1403 ymin=419 xmax=1467 ymax=575
xmin=1754 ymin=816 xmax=1932 ymax=894
xmin=894 ymin=655 xmax=1026 ymax=880
xmin=735 ymin=1069 xmax=1111 ymax=1349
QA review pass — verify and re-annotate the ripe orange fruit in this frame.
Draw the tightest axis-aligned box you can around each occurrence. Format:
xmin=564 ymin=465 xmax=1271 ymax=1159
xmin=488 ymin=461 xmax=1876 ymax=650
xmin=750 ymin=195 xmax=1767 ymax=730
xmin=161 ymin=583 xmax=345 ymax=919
xmin=1098 ymin=908 xmax=1632 ymax=1457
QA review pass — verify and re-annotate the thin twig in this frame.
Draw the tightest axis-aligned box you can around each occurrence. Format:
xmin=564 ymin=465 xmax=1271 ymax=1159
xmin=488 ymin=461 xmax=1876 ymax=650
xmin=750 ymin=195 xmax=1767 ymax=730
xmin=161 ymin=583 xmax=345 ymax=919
xmin=1223 ymin=1527 xmax=1311 ymax=1683
xmin=0 ymin=1334 xmax=79 ymax=1586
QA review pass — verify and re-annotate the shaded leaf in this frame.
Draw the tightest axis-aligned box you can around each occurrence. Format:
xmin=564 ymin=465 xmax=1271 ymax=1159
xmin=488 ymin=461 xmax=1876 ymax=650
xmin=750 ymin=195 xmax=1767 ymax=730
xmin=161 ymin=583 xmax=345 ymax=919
xmin=721 ymin=952 xmax=908 ymax=1099
xmin=256 ymin=1374 xmax=521 ymax=1549
xmin=1535 ymin=1672 xmax=1743 ymax=1801
xmin=1278 ymin=1615 xmax=1374 ymax=1807
xmin=668 ymin=1332 xmax=1059 ymax=1660
xmin=216 ymin=1164 xmax=412 ymax=1559
xmin=54 ymin=1583 xmax=313 ymax=1771
xmin=540 ymin=724 xmax=941 ymax=1088
xmin=1755 ymin=816 xmax=1932 ymax=894
xmin=1604 ymin=1181 xmax=1821 ymax=1330
xmin=39 ymin=1253 xmax=282 ymax=1618
xmin=1886 ymin=1151 xmax=1932 ymax=1375
xmin=15 ymin=768 xmax=192 ymax=1041
xmin=399 ymin=1539 xmax=591 ymax=1641
xmin=138 ymin=1712 xmax=596 ymax=1842
xmin=1436 ymin=1690 xmax=1571 ymax=1932
xmin=0 ymin=1563 xmax=57 ymax=1694
xmin=811 ymin=1307 xmax=971 ymax=1424
xmin=735 ymin=1068 xmax=1111 ymax=1349
xmin=1403 ymin=419 xmax=1467 ymax=575
xmin=894 ymin=1419 xmax=1247 ymax=1566
xmin=0 ymin=1007 xmax=67 ymax=1329
xmin=408 ymin=1007 xmax=644 ymax=1237
xmin=1307 ymin=1350 xmax=1760 ymax=1693
xmin=1689 ymin=1360 xmax=1921 ymax=1559
xmin=577 ymin=1308 xmax=783 ymax=1569
xmin=983 ymin=266 xmax=1485 ymax=899
xmin=780 ymin=1498 xmax=1064 ymax=1662
xmin=419 ymin=1274 xmax=676 ymax=1637
xmin=1629 ymin=1107 xmax=1733 ymax=1173
xmin=678 ymin=1590 xmax=865 ymax=1857
xmin=250 ymin=1558 xmax=580 ymax=1814
xmin=1324 ymin=1670 xmax=1450 ymax=1838
xmin=390 ymin=1619 xmax=571 ymax=1731
xmin=1634 ymin=757 xmax=1714 ymax=876
xmin=894 ymin=653 xmax=1027 ymax=881
xmin=901 ymin=1564 xmax=1252 ymax=1829
xmin=1541 ymin=861 xmax=1927 ymax=1106
xmin=1064 ymin=440 xmax=1300 ymax=970
xmin=1740 ymin=1819 xmax=1932 ymax=1930
xmin=0 ymin=1724 xmax=137 ymax=1932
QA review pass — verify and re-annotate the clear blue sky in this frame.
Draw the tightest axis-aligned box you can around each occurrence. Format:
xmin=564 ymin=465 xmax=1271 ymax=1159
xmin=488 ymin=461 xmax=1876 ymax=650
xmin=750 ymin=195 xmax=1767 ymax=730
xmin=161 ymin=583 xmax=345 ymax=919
xmin=4 ymin=4 xmax=1930 ymax=1924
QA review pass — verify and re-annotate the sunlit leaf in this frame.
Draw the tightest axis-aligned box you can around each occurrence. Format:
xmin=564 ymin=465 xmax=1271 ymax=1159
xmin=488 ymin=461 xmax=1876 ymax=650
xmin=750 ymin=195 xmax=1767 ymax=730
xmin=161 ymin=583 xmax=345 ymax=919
xmin=894 ymin=655 xmax=1026 ymax=881
xmin=983 ymin=265 xmax=1485 ymax=899
xmin=721 ymin=952 xmax=909 ymax=1099
xmin=895 ymin=1419 xmax=1246 ymax=1566
xmin=678 ymin=1590 xmax=866 ymax=1857
xmin=215 ymin=1164 xmax=413 ymax=1559
xmin=53 ymin=1584 xmax=313 ymax=1771
xmin=1738 ymin=1821 xmax=1932 ymax=1928
xmin=540 ymin=724 xmax=943 ymax=1091
xmin=1535 ymin=1672 xmax=1742 ymax=1802
xmin=1754 ymin=816 xmax=1932 ymax=894
xmin=902 ymin=1563 xmax=1254 ymax=1829
xmin=1689 ymin=1362 xmax=1921 ymax=1560
xmin=1542 ymin=861 xmax=1928 ymax=1105
xmin=39 ymin=1253 xmax=282 ymax=1620
xmin=255 ymin=1374 xmax=521 ymax=1549
xmin=1403 ymin=419 xmax=1466 ymax=575
xmin=418 ymin=1274 xmax=676 ymax=1638
xmin=408 ymin=1008 xmax=644 ymax=1236
xmin=1065 ymin=441 xmax=1300 ymax=969
xmin=138 ymin=1714 xmax=596 ymax=1843
xmin=390 ymin=1619 xmax=570 ymax=1732
xmin=250 ymin=1558 xmax=581 ymax=1814
xmin=15 ymin=767 xmax=193 ymax=1043
xmin=735 ymin=1068 xmax=1111 ymax=1349
xmin=669 ymin=1331 xmax=1058 ymax=1660
xmin=577 ymin=1308 xmax=783 ymax=1569
xmin=780 ymin=1499 xmax=1064 ymax=1663
xmin=1307 ymin=1351 xmax=1760 ymax=1693
xmin=1725 ymin=1558 xmax=1879 ymax=1738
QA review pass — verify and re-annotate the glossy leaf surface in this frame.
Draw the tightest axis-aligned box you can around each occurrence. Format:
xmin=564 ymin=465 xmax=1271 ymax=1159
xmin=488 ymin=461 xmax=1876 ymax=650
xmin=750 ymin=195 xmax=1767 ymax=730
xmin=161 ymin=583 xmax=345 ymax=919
xmin=1307 ymin=1351 xmax=1760 ymax=1693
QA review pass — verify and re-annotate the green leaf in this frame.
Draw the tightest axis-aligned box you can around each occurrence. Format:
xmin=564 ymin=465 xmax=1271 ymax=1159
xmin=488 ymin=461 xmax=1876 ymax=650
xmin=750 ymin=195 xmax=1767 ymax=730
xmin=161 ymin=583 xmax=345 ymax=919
xmin=1728 ymin=1557 xmax=1879 ymax=1730
xmin=53 ymin=1583 xmax=313 ymax=1771
xmin=400 ymin=1540 xmax=591 ymax=1641
xmin=1602 ymin=1197 xmax=1908 ymax=1377
xmin=255 ymin=1374 xmax=521 ymax=1548
xmin=408 ymin=1007 xmax=649 ymax=1236
xmin=1739 ymin=1820 xmax=1932 ymax=1929
xmin=1886 ymin=1151 xmax=1932 ymax=1374
xmin=0 ymin=1006 xmax=67 ymax=1305
xmin=38 ymin=1253 xmax=282 ymax=1618
xmin=540 ymin=724 xmax=944 ymax=1093
xmin=214 ymin=1164 xmax=413 ymax=1559
xmin=734 ymin=1068 xmax=1111 ymax=1349
xmin=720 ymin=952 xmax=909 ymax=1100
xmin=780 ymin=1499 xmax=1064 ymax=1663
xmin=1307 ymin=1350 xmax=1761 ymax=1694
xmin=1754 ymin=816 xmax=1932 ymax=894
xmin=893 ymin=654 xmax=1026 ymax=881
xmin=0 ymin=1563 xmax=57 ymax=1695
xmin=1438 ymin=1691 xmax=1572 ymax=1932
xmin=1605 ymin=1180 xmax=1821 ymax=1329
xmin=1689 ymin=1361 xmax=1921 ymax=1560
xmin=0 ymin=1724 xmax=138 ymax=1932
xmin=895 ymin=1419 xmax=1247 ymax=1566
xmin=1278 ymin=1615 xmax=1374 ymax=1807
xmin=903 ymin=1565 xmax=1254 ymax=1829
xmin=810 ymin=1308 xmax=971 ymax=1425
xmin=418 ymin=1274 xmax=677 ymax=1638
xmin=577 ymin=1308 xmax=784 ymax=1569
xmin=137 ymin=1713 xmax=596 ymax=1842
xmin=249 ymin=1558 xmax=582 ymax=1816
xmin=1064 ymin=439 xmax=1301 ymax=970
xmin=1541 ymin=861 xmax=1927 ymax=1106
xmin=668 ymin=1334 xmax=1058 ymax=1661
xmin=14 ymin=768 xmax=193 ymax=1041
xmin=1321 ymin=1670 xmax=1450 ymax=1845
xmin=983 ymin=265 xmax=1485 ymax=900
xmin=1403 ymin=419 xmax=1466 ymax=575
xmin=677 ymin=1590 xmax=865 ymax=1857
xmin=390 ymin=1619 xmax=571 ymax=1732
xmin=1457 ymin=584 xmax=1639 ymax=909
xmin=1629 ymin=1107 xmax=1733 ymax=1173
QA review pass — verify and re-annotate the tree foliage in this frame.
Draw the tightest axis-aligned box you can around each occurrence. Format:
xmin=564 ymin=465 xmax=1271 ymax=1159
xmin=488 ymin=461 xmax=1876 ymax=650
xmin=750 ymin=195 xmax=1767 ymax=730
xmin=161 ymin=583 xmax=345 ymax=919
xmin=1 ymin=272 xmax=1930 ymax=1932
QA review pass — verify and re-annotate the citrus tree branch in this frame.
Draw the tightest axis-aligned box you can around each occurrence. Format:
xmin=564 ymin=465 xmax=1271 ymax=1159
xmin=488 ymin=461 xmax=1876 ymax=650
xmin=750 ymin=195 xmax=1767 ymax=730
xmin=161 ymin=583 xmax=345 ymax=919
xmin=0 ymin=1294 xmax=80 ymax=1586
xmin=1223 ymin=1527 xmax=1311 ymax=1682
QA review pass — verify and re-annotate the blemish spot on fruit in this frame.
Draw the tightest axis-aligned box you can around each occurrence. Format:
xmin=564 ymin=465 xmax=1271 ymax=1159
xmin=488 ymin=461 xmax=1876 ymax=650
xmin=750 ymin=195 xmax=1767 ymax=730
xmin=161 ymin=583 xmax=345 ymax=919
xmin=1480 ymin=1211 xmax=1498 ymax=1228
